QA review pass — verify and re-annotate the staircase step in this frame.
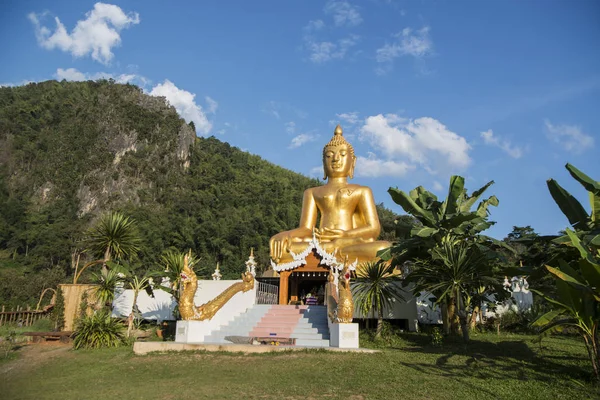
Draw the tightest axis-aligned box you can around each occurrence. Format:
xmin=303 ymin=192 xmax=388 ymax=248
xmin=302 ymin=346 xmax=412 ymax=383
xmin=202 ymin=304 xmax=331 ymax=347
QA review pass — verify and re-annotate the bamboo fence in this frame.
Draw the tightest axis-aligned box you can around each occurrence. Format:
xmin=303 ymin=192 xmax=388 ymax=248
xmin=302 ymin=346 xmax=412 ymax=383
xmin=0 ymin=305 xmax=52 ymax=327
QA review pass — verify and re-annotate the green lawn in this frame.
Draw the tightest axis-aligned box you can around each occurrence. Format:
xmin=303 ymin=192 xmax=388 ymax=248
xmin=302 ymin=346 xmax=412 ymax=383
xmin=1 ymin=332 xmax=598 ymax=399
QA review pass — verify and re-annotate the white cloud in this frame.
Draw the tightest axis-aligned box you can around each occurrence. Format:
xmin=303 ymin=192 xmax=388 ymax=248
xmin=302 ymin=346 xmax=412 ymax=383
xmin=432 ymin=181 xmax=444 ymax=192
xmin=360 ymin=114 xmax=471 ymax=174
xmin=285 ymin=121 xmax=296 ymax=135
xmin=53 ymin=67 xmax=144 ymax=87
xmin=376 ymin=26 xmax=432 ymax=63
xmin=545 ymin=120 xmax=594 ymax=154
xmin=480 ymin=129 xmax=524 ymax=159
xmin=150 ymin=80 xmax=212 ymax=135
xmin=0 ymin=80 xmax=34 ymax=87
xmin=307 ymin=35 xmax=359 ymax=64
xmin=55 ymin=67 xmax=87 ymax=81
xmin=263 ymin=101 xmax=281 ymax=119
xmin=336 ymin=112 xmax=360 ymax=125
xmin=310 ymin=165 xmax=324 ymax=178
xmin=324 ymin=1 xmax=362 ymax=27
xmin=205 ymin=96 xmax=218 ymax=114
xmin=355 ymin=154 xmax=414 ymax=178
xmin=29 ymin=3 xmax=140 ymax=65
xmin=304 ymin=19 xmax=325 ymax=32
xmin=289 ymin=133 xmax=318 ymax=149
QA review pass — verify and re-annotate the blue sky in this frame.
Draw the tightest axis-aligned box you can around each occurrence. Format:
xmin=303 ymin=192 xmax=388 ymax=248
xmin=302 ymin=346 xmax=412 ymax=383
xmin=1 ymin=0 xmax=599 ymax=239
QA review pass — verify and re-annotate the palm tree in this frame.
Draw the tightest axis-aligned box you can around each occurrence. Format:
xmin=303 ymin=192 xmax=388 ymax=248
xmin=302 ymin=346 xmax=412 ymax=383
xmin=353 ymin=260 xmax=404 ymax=338
xmin=86 ymin=211 xmax=141 ymax=274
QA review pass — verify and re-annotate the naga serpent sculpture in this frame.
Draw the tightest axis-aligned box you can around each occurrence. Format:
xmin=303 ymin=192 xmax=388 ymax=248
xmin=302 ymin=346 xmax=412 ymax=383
xmin=336 ymin=261 xmax=354 ymax=323
xmin=327 ymin=256 xmax=355 ymax=324
xmin=178 ymin=253 xmax=255 ymax=321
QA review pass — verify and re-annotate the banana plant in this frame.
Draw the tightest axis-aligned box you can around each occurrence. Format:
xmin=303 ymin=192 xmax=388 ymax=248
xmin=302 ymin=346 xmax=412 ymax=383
xmin=379 ymin=175 xmax=511 ymax=265
xmin=547 ymin=163 xmax=600 ymax=244
xmin=379 ymin=175 xmax=513 ymax=337
xmin=532 ymin=164 xmax=600 ymax=381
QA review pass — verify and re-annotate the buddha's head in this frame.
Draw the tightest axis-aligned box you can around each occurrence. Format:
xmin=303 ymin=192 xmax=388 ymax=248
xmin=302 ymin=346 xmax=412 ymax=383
xmin=322 ymin=125 xmax=356 ymax=180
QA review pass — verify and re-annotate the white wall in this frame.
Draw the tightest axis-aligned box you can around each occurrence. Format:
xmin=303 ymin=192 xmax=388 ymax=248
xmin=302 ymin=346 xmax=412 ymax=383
xmin=112 ymin=280 xmax=256 ymax=323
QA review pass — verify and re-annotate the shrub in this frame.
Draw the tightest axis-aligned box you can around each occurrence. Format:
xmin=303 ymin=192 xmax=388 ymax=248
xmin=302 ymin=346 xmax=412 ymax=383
xmin=73 ymin=311 xmax=125 ymax=350
xmin=1 ymin=330 xmax=17 ymax=359
xmin=430 ymin=327 xmax=443 ymax=346
xmin=52 ymin=287 xmax=65 ymax=331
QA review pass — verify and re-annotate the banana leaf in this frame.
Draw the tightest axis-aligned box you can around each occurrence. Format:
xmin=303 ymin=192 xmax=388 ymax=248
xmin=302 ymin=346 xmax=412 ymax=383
xmin=566 ymin=163 xmax=600 ymax=194
xmin=442 ymin=175 xmax=465 ymax=216
xmin=459 ymin=180 xmax=495 ymax=213
xmin=388 ymin=187 xmax=436 ymax=225
xmin=547 ymin=178 xmax=590 ymax=230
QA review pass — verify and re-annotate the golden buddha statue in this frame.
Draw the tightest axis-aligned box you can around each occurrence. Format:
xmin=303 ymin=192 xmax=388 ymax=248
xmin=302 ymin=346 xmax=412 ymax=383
xmin=270 ymin=125 xmax=391 ymax=264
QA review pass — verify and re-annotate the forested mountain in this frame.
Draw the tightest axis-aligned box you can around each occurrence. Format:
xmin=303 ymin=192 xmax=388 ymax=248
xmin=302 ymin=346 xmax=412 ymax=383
xmin=0 ymin=80 xmax=401 ymax=305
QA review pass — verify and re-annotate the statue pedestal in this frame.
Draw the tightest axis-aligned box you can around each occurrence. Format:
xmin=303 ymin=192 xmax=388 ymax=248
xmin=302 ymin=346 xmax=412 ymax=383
xmin=175 ymin=320 xmax=213 ymax=343
xmin=329 ymin=323 xmax=359 ymax=348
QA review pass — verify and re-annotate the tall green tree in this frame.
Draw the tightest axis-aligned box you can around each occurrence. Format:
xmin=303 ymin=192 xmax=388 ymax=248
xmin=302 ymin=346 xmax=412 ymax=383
xmin=352 ymin=261 xmax=404 ymax=338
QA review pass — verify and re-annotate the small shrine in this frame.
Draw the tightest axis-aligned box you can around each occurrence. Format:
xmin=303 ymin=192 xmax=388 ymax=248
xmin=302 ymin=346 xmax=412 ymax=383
xmin=270 ymin=234 xmax=357 ymax=305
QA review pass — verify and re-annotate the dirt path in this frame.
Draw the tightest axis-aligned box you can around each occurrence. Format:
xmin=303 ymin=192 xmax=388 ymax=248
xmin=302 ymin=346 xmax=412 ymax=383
xmin=1 ymin=343 xmax=72 ymax=377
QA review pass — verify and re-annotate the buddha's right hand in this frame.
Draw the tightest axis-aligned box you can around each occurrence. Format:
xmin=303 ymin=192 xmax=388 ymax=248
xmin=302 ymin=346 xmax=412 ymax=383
xmin=270 ymin=232 xmax=292 ymax=262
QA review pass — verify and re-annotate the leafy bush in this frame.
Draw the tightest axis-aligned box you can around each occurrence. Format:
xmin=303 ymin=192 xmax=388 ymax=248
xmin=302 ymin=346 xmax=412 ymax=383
xmin=497 ymin=304 xmax=549 ymax=334
xmin=1 ymin=330 xmax=17 ymax=360
xmin=430 ymin=327 xmax=443 ymax=346
xmin=73 ymin=311 xmax=125 ymax=350
xmin=52 ymin=287 xmax=65 ymax=331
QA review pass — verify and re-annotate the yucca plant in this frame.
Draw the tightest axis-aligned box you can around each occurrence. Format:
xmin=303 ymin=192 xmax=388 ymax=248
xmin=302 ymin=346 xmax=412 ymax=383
xmin=87 ymin=211 xmax=141 ymax=274
xmin=73 ymin=310 xmax=125 ymax=350
xmin=353 ymin=260 xmax=404 ymax=338
xmin=92 ymin=269 xmax=124 ymax=310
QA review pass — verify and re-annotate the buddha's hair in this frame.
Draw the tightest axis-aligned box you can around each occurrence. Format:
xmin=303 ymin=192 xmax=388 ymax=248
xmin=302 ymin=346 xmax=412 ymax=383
xmin=323 ymin=125 xmax=355 ymax=157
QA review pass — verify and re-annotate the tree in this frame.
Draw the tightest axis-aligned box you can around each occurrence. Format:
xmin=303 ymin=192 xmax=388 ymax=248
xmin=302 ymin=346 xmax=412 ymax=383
xmin=92 ymin=269 xmax=124 ymax=311
xmin=381 ymin=175 xmax=512 ymax=336
xmin=532 ymin=164 xmax=600 ymax=381
xmin=125 ymin=273 xmax=152 ymax=338
xmin=352 ymin=261 xmax=404 ymax=338
xmin=406 ymin=235 xmax=502 ymax=341
xmin=86 ymin=211 xmax=141 ymax=271
xmin=74 ymin=212 xmax=141 ymax=283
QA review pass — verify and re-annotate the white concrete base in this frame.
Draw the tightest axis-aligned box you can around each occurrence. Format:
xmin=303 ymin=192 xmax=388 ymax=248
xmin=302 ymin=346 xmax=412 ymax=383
xmin=133 ymin=341 xmax=378 ymax=355
xmin=175 ymin=320 xmax=215 ymax=343
xmin=329 ymin=323 xmax=359 ymax=348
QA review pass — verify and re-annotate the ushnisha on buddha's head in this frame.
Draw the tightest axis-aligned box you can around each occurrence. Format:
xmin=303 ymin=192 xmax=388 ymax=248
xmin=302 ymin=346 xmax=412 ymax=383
xmin=322 ymin=125 xmax=356 ymax=180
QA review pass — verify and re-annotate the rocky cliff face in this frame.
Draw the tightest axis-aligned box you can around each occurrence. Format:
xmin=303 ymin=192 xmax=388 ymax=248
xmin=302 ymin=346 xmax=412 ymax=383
xmin=0 ymin=80 xmax=196 ymax=219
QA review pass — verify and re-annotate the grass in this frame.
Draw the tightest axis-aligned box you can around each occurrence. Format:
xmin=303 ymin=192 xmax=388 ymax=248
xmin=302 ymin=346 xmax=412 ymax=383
xmin=1 ymin=332 xmax=599 ymax=399
xmin=0 ymin=318 xmax=54 ymax=337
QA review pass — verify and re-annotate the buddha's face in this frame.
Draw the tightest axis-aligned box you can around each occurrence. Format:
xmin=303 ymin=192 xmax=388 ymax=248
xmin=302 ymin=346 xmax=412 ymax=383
xmin=323 ymin=144 xmax=355 ymax=179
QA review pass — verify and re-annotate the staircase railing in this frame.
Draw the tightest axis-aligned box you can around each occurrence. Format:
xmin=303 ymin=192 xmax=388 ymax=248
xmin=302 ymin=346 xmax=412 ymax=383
xmin=256 ymin=281 xmax=278 ymax=305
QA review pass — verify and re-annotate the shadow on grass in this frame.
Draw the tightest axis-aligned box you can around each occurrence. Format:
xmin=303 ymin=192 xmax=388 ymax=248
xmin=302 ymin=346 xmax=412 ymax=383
xmin=387 ymin=333 xmax=593 ymax=388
